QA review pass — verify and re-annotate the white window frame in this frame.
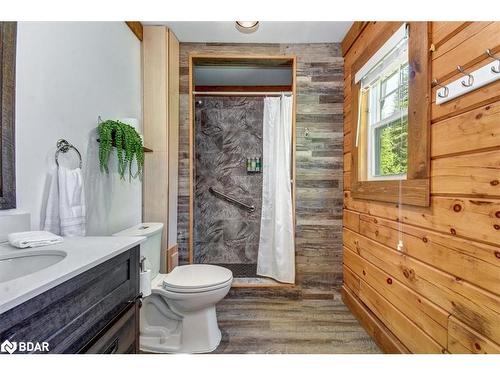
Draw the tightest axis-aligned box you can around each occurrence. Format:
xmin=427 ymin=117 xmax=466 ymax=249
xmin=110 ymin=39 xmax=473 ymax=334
xmin=365 ymin=55 xmax=409 ymax=181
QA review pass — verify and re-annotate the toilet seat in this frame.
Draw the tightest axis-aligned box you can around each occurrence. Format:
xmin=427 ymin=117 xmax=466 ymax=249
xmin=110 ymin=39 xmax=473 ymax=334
xmin=154 ymin=264 xmax=233 ymax=294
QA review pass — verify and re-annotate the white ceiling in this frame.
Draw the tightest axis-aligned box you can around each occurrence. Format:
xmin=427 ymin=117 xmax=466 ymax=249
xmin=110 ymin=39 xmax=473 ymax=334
xmin=142 ymin=21 xmax=353 ymax=43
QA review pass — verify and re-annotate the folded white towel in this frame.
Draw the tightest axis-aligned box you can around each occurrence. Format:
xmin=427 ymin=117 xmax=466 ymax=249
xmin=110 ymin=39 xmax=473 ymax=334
xmin=8 ymin=231 xmax=63 ymax=249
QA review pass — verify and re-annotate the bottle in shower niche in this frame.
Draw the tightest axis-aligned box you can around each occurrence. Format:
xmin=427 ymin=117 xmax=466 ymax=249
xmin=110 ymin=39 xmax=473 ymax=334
xmin=251 ymin=157 xmax=256 ymax=172
xmin=256 ymin=157 xmax=261 ymax=172
xmin=246 ymin=158 xmax=251 ymax=172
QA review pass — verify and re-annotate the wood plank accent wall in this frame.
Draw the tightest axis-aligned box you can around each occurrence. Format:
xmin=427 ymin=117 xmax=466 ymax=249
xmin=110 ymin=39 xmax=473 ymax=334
xmin=177 ymin=43 xmax=344 ymax=297
xmin=342 ymin=21 xmax=500 ymax=353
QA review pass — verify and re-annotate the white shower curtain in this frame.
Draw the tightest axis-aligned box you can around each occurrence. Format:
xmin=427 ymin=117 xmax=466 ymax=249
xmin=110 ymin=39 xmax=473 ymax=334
xmin=257 ymin=94 xmax=295 ymax=283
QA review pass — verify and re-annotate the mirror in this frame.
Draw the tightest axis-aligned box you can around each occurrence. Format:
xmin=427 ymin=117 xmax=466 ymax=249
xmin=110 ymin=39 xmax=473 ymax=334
xmin=0 ymin=22 xmax=16 ymax=209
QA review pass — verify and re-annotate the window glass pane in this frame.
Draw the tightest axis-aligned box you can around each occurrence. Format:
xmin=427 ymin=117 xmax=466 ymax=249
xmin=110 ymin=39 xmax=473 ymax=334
xmin=380 ymin=91 xmax=398 ymax=120
xmin=374 ymin=116 xmax=408 ymax=176
xmin=368 ymin=84 xmax=378 ymax=124
xmin=381 ymin=71 xmax=399 ymax=97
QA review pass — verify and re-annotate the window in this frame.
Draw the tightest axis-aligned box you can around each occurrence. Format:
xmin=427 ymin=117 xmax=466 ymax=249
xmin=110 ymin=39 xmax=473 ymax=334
xmin=349 ymin=22 xmax=430 ymax=207
xmin=367 ymin=62 xmax=408 ymax=180
xmin=359 ymin=25 xmax=409 ymax=181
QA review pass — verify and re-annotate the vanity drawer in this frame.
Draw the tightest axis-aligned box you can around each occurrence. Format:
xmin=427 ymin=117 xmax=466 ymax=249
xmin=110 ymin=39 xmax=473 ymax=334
xmin=0 ymin=245 xmax=140 ymax=354
xmin=83 ymin=301 xmax=139 ymax=354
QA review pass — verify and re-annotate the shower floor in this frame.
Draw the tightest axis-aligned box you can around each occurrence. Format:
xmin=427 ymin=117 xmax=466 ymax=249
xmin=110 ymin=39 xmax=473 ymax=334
xmin=215 ymin=263 xmax=257 ymax=278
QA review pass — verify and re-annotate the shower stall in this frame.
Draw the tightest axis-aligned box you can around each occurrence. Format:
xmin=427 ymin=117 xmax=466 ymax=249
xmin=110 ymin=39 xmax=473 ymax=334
xmin=188 ymin=55 xmax=296 ymax=284
xmin=194 ymin=96 xmax=264 ymax=275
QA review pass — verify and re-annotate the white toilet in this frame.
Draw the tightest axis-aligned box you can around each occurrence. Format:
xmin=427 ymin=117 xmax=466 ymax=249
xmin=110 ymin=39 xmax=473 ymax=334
xmin=114 ymin=223 xmax=233 ymax=353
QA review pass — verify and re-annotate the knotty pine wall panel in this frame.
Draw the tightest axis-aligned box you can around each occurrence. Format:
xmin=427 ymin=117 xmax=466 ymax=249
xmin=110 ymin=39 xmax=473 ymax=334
xmin=342 ymin=21 xmax=500 ymax=353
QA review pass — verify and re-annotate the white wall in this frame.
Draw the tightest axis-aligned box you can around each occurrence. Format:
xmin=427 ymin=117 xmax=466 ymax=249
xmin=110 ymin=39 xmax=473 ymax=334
xmin=15 ymin=22 xmax=142 ymax=235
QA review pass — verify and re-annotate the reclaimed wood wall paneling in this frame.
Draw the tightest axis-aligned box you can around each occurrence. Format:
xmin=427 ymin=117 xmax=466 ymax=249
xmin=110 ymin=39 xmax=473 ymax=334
xmin=177 ymin=43 xmax=344 ymax=298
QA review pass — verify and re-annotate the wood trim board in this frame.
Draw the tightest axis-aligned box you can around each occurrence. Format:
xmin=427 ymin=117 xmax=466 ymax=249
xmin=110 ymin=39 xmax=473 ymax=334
xmin=125 ymin=22 xmax=143 ymax=41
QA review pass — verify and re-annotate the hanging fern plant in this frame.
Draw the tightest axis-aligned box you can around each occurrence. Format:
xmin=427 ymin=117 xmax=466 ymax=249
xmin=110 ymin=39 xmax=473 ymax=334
xmin=98 ymin=120 xmax=144 ymax=181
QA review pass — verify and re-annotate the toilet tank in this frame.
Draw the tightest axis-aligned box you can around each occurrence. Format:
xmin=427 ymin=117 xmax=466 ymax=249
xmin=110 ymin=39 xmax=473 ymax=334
xmin=113 ymin=223 xmax=164 ymax=278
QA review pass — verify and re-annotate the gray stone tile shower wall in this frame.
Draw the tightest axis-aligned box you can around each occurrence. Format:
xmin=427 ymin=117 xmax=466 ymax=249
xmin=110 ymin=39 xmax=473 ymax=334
xmin=194 ymin=97 xmax=264 ymax=265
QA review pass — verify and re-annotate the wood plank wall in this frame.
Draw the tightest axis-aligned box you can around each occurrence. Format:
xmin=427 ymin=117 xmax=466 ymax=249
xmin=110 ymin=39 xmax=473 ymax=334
xmin=177 ymin=43 xmax=344 ymax=298
xmin=342 ymin=21 xmax=500 ymax=353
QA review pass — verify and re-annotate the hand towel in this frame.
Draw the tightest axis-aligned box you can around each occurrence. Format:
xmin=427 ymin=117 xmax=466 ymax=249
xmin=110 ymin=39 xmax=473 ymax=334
xmin=43 ymin=169 xmax=61 ymax=235
xmin=8 ymin=231 xmax=63 ymax=248
xmin=58 ymin=166 xmax=86 ymax=237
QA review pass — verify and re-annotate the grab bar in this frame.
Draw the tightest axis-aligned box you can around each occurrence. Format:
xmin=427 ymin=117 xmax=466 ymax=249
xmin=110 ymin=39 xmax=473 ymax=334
xmin=209 ymin=187 xmax=255 ymax=213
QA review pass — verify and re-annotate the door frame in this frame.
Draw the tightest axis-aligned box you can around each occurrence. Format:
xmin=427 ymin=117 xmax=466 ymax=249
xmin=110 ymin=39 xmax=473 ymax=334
xmin=187 ymin=53 xmax=297 ymax=267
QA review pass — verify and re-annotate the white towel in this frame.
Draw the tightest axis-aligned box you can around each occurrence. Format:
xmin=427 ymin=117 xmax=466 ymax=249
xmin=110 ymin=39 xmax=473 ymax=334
xmin=43 ymin=169 xmax=61 ymax=235
xmin=8 ymin=231 xmax=63 ymax=248
xmin=58 ymin=166 xmax=86 ymax=236
xmin=42 ymin=167 xmax=86 ymax=237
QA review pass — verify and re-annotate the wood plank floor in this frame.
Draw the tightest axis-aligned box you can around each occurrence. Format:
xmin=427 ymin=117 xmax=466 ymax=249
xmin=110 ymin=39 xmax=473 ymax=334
xmin=213 ymin=290 xmax=382 ymax=354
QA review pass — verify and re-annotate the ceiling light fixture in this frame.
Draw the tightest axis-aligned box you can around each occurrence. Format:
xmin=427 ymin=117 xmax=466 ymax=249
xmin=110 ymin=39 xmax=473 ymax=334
xmin=235 ymin=21 xmax=259 ymax=34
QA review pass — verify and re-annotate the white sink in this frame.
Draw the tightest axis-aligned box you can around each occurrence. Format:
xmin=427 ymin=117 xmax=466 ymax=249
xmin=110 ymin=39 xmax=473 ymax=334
xmin=0 ymin=250 xmax=67 ymax=283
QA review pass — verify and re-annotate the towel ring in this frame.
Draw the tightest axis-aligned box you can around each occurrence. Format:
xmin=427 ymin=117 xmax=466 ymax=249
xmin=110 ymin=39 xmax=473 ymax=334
xmin=55 ymin=139 xmax=82 ymax=168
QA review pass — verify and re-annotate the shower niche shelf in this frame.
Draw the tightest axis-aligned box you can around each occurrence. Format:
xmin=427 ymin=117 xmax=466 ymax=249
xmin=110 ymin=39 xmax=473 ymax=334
xmin=246 ymin=157 xmax=262 ymax=173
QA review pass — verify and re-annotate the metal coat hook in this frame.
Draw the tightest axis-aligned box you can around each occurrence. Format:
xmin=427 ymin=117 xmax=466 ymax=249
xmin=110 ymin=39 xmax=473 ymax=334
xmin=457 ymin=66 xmax=474 ymax=87
xmin=485 ymin=49 xmax=500 ymax=74
xmin=436 ymin=53 xmax=500 ymax=105
xmin=432 ymin=79 xmax=449 ymax=98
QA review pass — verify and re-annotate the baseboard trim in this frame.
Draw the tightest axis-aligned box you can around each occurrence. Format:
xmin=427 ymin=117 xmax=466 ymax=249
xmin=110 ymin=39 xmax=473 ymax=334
xmin=341 ymin=285 xmax=410 ymax=354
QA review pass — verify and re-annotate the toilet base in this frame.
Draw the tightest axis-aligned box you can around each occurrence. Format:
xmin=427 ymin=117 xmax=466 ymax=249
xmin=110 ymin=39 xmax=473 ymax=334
xmin=140 ymin=304 xmax=222 ymax=353
xmin=179 ymin=306 xmax=222 ymax=353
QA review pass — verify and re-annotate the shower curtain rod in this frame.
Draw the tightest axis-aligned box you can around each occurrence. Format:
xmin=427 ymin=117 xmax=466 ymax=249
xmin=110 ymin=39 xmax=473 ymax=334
xmin=193 ymin=91 xmax=293 ymax=96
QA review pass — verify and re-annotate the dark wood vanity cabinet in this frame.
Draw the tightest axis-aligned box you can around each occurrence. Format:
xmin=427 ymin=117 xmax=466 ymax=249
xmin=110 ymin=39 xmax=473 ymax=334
xmin=0 ymin=246 xmax=141 ymax=354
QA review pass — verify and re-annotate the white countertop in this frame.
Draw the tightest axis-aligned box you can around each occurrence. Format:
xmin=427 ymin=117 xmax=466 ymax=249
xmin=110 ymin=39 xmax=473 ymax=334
xmin=0 ymin=236 xmax=146 ymax=315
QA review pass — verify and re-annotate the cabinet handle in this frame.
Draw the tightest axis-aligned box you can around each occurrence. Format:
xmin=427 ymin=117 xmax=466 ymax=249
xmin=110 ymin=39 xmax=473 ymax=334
xmin=104 ymin=338 xmax=119 ymax=354
xmin=128 ymin=293 xmax=143 ymax=308
xmin=128 ymin=293 xmax=143 ymax=304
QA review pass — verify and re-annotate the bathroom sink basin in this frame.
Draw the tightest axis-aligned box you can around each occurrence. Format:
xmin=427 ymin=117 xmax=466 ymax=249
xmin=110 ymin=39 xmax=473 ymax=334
xmin=0 ymin=250 xmax=67 ymax=283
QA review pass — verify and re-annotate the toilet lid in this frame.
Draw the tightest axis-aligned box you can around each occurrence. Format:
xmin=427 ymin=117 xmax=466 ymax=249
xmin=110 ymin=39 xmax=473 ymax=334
xmin=162 ymin=264 xmax=233 ymax=290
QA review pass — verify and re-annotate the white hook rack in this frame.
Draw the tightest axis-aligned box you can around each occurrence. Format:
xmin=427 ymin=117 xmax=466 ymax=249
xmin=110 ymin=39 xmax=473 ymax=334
xmin=435 ymin=50 xmax=500 ymax=105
